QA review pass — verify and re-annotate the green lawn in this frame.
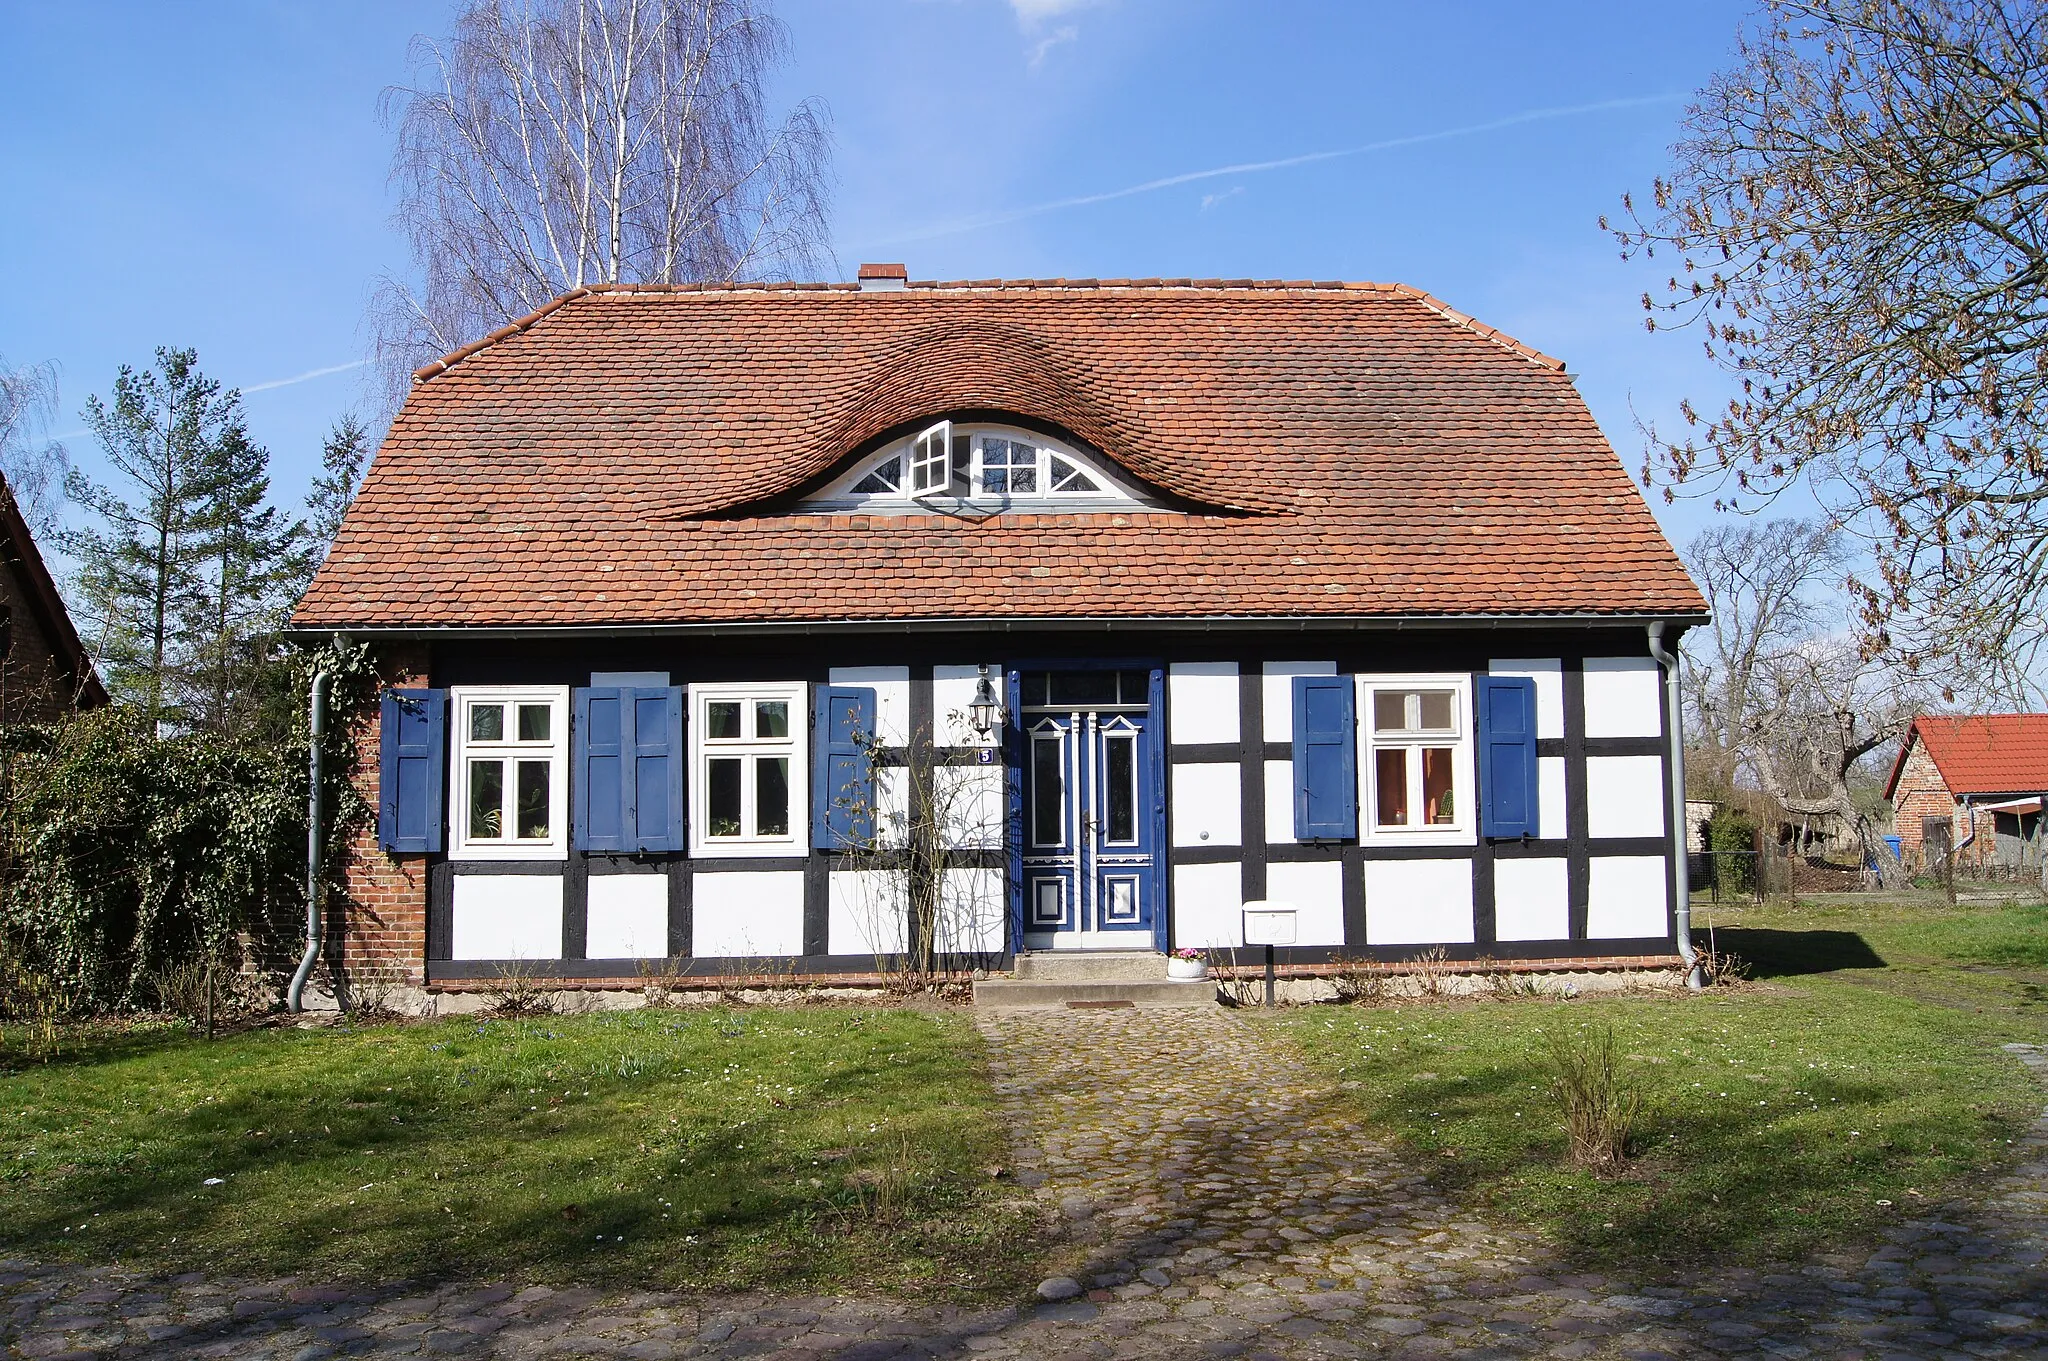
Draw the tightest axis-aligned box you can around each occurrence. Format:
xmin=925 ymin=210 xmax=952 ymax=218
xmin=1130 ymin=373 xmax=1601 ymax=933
xmin=0 ymin=1007 xmax=1045 ymax=1298
xmin=1277 ymin=894 xmax=2048 ymax=1272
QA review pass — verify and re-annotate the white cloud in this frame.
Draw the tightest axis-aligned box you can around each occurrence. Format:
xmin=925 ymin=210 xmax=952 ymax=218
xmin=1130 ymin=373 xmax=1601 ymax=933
xmin=1027 ymin=24 xmax=1077 ymax=67
xmin=1009 ymin=0 xmax=1094 ymax=23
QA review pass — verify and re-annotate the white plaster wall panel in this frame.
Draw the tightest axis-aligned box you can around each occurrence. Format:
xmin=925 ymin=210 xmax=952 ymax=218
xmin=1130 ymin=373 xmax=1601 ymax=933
xmin=1582 ymin=656 xmax=1663 ymax=739
xmin=691 ymin=870 xmax=804 ymax=957
xmin=1172 ymin=860 xmax=1245 ymax=949
xmin=1363 ymin=859 xmax=1475 ymax=945
xmin=451 ymin=875 xmax=564 ymax=960
xmin=871 ymin=766 xmax=910 ymax=850
xmin=1264 ymin=760 xmax=1297 ymax=843
xmin=1539 ymin=756 xmax=1566 ymax=840
xmin=1171 ymin=762 xmax=1242 ymax=847
xmin=828 ymin=869 xmax=905 ymax=957
xmin=932 ymin=664 xmax=999 ymax=748
xmin=585 ymin=875 xmax=668 ymax=959
xmin=1493 ymin=858 xmax=1569 ymax=942
xmin=933 ymin=764 xmax=1004 ymax=849
xmin=827 ymin=666 xmax=910 ymax=747
xmin=1488 ymin=658 xmax=1565 ymax=739
xmin=1260 ymin=661 xmax=1337 ymax=743
xmin=1265 ymin=859 xmax=1346 ymax=947
xmin=1169 ymin=662 xmax=1240 ymax=744
xmin=936 ymin=868 xmax=1005 ymax=953
xmin=1587 ymin=756 xmax=1668 ymax=839
xmin=1588 ymin=856 xmax=1670 ymax=938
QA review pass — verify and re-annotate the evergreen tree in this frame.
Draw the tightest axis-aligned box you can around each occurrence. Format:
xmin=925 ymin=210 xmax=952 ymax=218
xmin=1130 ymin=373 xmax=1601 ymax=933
xmin=304 ymin=413 xmax=369 ymax=563
xmin=190 ymin=415 xmax=304 ymax=732
xmin=64 ymin=349 xmax=231 ymax=728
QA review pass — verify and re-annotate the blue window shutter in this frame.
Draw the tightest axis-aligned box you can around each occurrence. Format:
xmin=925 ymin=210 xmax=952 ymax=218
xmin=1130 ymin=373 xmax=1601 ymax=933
xmin=631 ymin=687 xmax=685 ymax=852
xmin=378 ymin=688 xmax=444 ymax=853
xmin=574 ymin=687 xmax=629 ymax=852
xmin=1292 ymin=675 xmax=1357 ymax=840
xmin=1478 ymin=675 xmax=1539 ymax=839
xmin=813 ymin=686 xmax=877 ymax=849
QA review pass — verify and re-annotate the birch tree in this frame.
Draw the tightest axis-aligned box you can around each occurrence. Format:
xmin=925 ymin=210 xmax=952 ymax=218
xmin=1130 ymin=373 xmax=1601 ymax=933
xmin=0 ymin=357 xmax=70 ymax=538
xmin=373 ymin=0 xmax=831 ymax=405
xmin=1611 ymin=0 xmax=2048 ymax=696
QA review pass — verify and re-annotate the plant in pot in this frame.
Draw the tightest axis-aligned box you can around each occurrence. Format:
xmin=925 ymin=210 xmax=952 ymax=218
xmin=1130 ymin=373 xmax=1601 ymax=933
xmin=1167 ymin=947 xmax=1209 ymax=981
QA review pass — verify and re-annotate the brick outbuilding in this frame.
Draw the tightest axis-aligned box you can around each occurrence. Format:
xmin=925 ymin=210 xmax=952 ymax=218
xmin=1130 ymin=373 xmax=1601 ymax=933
xmin=1884 ymin=715 xmax=2048 ymax=870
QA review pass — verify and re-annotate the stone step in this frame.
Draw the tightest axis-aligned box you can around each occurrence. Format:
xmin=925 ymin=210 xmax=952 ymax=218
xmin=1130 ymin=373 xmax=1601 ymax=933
xmin=972 ymin=977 xmax=1217 ymax=1009
xmin=1013 ymin=950 xmax=1169 ymax=981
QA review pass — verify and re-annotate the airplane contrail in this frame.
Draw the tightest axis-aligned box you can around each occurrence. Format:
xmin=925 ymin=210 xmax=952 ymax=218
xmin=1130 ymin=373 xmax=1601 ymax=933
xmin=852 ymin=93 xmax=1685 ymax=248
xmin=240 ymin=358 xmax=369 ymax=393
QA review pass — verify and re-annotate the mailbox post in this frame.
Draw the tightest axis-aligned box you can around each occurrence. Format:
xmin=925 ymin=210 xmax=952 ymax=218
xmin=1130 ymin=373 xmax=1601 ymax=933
xmin=1241 ymin=902 xmax=1298 ymax=1007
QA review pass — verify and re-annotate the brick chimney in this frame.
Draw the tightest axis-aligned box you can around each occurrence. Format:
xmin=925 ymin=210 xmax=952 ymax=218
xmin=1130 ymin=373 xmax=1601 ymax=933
xmin=857 ymin=262 xmax=908 ymax=292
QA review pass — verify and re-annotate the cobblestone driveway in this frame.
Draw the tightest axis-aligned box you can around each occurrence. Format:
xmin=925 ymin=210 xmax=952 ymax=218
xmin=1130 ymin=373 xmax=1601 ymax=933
xmin=3 ymin=1009 xmax=2044 ymax=1360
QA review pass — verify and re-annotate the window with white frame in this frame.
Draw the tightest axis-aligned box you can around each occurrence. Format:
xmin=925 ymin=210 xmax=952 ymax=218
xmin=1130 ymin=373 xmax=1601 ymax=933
xmin=1359 ymin=675 xmax=1473 ymax=844
xmin=451 ymin=686 xmax=570 ymax=860
xmin=692 ymin=683 xmax=807 ymax=855
xmin=819 ymin=423 xmax=1133 ymax=507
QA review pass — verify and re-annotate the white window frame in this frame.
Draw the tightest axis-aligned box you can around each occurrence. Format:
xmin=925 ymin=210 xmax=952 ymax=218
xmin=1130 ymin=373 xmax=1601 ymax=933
xmin=449 ymin=685 xmax=571 ymax=862
xmin=807 ymin=423 xmax=1142 ymax=509
xmin=1356 ymin=673 xmax=1475 ymax=848
xmin=905 ymin=419 xmax=952 ymax=497
xmin=973 ymin=433 xmax=1110 ymax=498
xmin=690 ymin=682 xmax=809 ymax=858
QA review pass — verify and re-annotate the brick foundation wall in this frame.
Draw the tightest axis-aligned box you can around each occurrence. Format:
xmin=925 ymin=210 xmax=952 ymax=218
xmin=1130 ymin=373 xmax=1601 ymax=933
xmin=323 ymin=643 xmax=431 ymax=994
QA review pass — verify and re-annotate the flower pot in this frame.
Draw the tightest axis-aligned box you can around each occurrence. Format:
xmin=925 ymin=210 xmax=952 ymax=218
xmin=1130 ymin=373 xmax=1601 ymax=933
xmin=1167 ymin=958 xmax=1209 ymax=981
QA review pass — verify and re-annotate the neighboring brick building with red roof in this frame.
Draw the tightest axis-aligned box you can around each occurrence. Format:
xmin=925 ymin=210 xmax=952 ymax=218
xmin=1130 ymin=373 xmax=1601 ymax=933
xmin=293 ymin=272 xmax=1707 ymax=1004
xmin=0 ymin=474 xmax=104 ymax=719
xmin=1884 ymin=715 xmax=2048 ymax=870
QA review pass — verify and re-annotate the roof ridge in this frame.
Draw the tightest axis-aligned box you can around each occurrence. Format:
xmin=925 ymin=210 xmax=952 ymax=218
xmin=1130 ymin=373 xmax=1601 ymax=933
xmin=408 ymin=277 xmax=1566 ymax=383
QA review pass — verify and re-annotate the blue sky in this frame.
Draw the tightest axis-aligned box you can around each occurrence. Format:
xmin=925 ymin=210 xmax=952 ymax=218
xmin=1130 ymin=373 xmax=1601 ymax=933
xmin=1 ymin=0 xmax=1762 ymax=549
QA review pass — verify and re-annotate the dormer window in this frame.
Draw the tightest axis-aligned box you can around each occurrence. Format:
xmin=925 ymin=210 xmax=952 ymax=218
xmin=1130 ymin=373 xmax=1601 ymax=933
xmin=808 ymin=422 xmax=1141 ymax=512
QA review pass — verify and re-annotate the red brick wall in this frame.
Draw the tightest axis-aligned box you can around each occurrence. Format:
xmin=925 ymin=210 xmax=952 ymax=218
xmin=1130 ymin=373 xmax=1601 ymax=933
xmin=325 ymin=643 xmax=431 ymax=992
xmin=1891 ymin=737 xmax=1956 ymax=868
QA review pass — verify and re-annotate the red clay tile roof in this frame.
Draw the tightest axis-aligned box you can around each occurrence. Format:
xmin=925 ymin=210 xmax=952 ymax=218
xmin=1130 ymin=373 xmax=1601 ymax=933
xmin=1885 ymin=715 xmax=2048 ymax=799
xmin=294 ymin=278 xmax=1706 ymax=631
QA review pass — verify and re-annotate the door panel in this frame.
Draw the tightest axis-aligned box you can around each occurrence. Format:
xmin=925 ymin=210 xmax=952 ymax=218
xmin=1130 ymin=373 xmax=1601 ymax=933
xmin=1021 ymin=699 xmax=1158 ymax=948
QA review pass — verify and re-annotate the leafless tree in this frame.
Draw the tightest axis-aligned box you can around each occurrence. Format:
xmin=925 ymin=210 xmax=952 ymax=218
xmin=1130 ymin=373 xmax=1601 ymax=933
xmin=1610 ymin=0 xmax=2048 ymax=696
xmin=372 ymin=0 xmax=832 ymax=407
xmin=1681 ymin=517 xmax=1924 ymax=882
xmin=1681 ymin=518 xmax=1848 ymax=791
xmin=0 ymin=357 xmax=71 ymax=538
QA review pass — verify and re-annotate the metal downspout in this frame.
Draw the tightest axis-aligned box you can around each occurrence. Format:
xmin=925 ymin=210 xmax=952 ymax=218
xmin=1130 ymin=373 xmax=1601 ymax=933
xmin=1649 ymin=622 xmax=1704 ymax=989
xmin=288 ymin=667 xmax=333 ymax=1013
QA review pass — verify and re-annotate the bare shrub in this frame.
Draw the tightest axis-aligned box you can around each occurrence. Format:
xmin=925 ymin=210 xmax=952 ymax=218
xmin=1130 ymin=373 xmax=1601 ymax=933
xmin=1407 ymin=945 xmax=1452 ymax=998
xmin=1206 ymin=948 xmax=1263 ymax=1008
xmin=0 ymin=934 xmax=74 ymax=1062
xmin=638 ymin=955 xmax=688 ymax=1008
xmin=149 ymin=951 xmax=261 ymax=1038
xmin=1328 ymin=954 xmax=1390 ymax=1006
xmin=480 ymin=960 xmax=558 ymax=1018
xmin=1548 ymin=1026 xmax=1644 ymax=1170
xmin=1693 ymin=946 xmax=1752 ymax=989
xmin=1477 ymin=958 xmax=1544 ymax=1000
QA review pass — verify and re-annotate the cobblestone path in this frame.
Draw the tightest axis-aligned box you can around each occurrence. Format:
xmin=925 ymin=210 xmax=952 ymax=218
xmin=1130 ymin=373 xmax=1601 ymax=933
xmin=3 ymin=1012 xmax=2045 ymax=1360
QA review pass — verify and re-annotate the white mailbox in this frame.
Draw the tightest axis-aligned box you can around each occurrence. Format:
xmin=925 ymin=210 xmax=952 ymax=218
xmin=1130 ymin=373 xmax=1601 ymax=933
xmin=1241 ymin=900 xmax=1298 ymax=947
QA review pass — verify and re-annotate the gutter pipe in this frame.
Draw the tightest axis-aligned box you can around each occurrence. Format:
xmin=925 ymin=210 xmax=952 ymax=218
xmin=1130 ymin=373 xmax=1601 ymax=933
xmin=288 ymin=666 xmax=333 ymax=1013
xmin=1649 ymin=622 xmax=1704 ymax=990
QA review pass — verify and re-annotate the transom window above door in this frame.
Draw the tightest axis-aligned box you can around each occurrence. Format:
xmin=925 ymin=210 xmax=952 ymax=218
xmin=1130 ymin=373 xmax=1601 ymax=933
xmin=812 ymin=423 xmax=1147 ymax=511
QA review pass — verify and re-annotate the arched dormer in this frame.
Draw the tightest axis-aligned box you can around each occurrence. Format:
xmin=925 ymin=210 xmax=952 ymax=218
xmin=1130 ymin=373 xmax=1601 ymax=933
xmin=799 ymin=418 xmax=1158 ymax=513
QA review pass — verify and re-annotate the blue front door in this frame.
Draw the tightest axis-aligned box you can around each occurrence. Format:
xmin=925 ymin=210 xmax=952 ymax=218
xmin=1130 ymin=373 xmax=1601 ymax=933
xmin=1019 ymin=670 xmax=1159 ymax=949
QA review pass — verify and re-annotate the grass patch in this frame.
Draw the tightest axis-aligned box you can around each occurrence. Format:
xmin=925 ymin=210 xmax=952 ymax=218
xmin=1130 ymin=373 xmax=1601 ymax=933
xmin=0 ymin=1007 xmax=1045 ymax=1298
xmin=1278 ymin=897 xmax=2046 ymax=1272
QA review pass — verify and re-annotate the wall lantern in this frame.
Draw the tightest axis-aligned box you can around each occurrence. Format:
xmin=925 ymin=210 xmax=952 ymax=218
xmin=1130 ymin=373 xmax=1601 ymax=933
xmin=969 ymin=663 xmax=1002 ymax=737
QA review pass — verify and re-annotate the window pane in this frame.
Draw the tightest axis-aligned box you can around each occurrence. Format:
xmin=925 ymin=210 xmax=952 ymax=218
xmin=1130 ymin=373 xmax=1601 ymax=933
xmin=1032 ymin=735 xmax=1063 ymax=846
xmin=1418 ymin=691 xmax=1455 ymax=733
xmin=1050 ymin=671 xmax=1117 ymax=707
xmin=1116 ymin=670 xmax=1150 ymax=705
xmin=984 ymin=466 xmax=1010 ymax=494
xmin=1375 ymin=748 xmax=1409 ymax=826
xmin=468 ymin=759 xmax=503 ymax=839
xmin=708 ymin=758 xmax=742 ymax=837
xmin=515 ymin=759 xmax=550 ymax=839
xmin=1373 ymin=691 xmax=1411 ymax=733
xmin=853 ymin=456 xmax=901 ymax=495
xmin=756 ymin=756 xmax=790 ymax=836
xmin=1422 ymin=747 xmax=1456 ymax=825
xmin=469 ymin=703 xmax=504 ymax=742
xmin=1010 ymin=460 xmax=1037 ymax=493
xmin=1105 ymin=734 xmax=1136 ymax=843
xmin=707 ymin=701 xmax=741 ymax=740
xmin=755 ymin=700 xmax=789 ymax=739
xmin=1021 ymin=671 xmax=1050 ymax=707
xmin=517 ymin=703 xmax=551 ymax=742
